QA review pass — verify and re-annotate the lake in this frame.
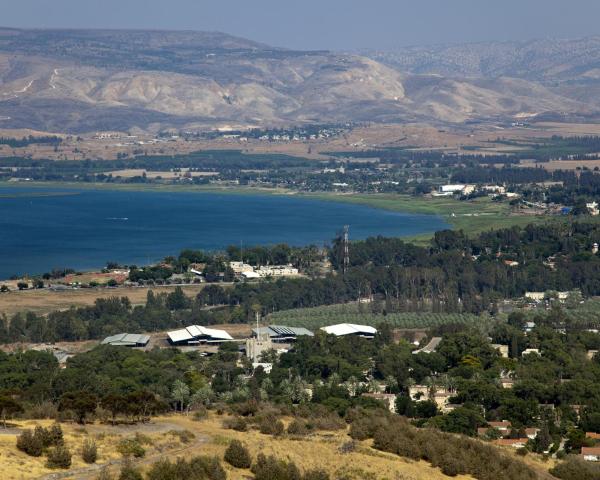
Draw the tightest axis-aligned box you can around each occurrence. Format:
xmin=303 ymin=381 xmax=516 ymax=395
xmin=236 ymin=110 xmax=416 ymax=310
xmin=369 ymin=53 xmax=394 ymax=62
xmin=0 ymin=187 xmax=448 ymax=278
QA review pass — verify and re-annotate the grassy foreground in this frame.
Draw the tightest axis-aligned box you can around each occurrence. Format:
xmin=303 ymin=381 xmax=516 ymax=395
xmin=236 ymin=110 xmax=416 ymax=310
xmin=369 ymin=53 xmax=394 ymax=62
xmin=0 ymin=412 xmax=557 ymax=480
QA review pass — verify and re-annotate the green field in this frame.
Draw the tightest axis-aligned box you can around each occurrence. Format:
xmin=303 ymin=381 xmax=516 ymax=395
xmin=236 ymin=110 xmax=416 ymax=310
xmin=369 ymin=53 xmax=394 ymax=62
xmin=267 ymin=302 xmax=496 ymax=331
xmin=306 ymin=193 xmax=544 ymax=241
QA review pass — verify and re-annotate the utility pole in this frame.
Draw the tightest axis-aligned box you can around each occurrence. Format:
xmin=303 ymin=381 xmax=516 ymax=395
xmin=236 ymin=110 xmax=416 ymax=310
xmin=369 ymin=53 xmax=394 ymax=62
xmin=343 ymin=225 xmax=350 ymax=274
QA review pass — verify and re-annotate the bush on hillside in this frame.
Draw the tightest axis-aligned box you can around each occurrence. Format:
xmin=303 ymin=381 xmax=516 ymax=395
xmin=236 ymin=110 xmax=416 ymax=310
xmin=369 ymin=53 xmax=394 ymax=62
xmin=355 ymin=415 xmax=537 ymax=480
xmin=259 ymin=417 xmax=284 ymax=436
xmin=145 ymin=456 xmax=226 ymax=480
xmin=16 ymin=429 xmax=44 ymax=456
xmin=303 ymin=469 xmax=330 ymax=480
xmin=224 ymin=440 xmax=252 ymax=468
xmin=116 ymin=438 xmax=145 ymax=458
xmin=550 ymin=456 xmax=600 ymax=480
xmin=223 ymin=415 xmax=247 ymax=432
xmin=82 ymin=438 xmax=98 ymax=464
xmin=252 ymin=454 xmax=301 ymax=480
xmin=287 ymin=419 xmax=309 ymax=436
xmin=46 ymin=445 xmax=72 ymax=469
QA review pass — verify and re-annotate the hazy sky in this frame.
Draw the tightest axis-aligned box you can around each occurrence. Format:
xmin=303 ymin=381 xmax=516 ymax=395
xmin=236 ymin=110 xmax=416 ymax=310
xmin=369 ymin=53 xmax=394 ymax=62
xmin=3 ymin=0 xmax=600 ymax=50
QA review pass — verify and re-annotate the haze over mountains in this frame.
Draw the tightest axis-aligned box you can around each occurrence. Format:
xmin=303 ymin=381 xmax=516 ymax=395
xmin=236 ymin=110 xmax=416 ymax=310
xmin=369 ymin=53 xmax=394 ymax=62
xmin=1 ymin=28 xmax=600 ymax=133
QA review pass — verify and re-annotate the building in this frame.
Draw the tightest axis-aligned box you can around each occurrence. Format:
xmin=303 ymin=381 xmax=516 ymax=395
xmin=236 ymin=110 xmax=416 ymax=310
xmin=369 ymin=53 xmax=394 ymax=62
xmin=252 ymin=362 xmax=273 ymax=374
xmin=320 ymin=323 xmax=378 ymax=339
xmin=587 ymin=432 xmax=600 ymax=440
xmin=494 ymin=438 xmax=529 ymax=449
xmin=434 ymin=184 xmax=475 ymax=196
xmin=488 ymin=421 xmax=512 ymax=435
xmin=167 ymin=325 xmax=233 ymax=345
xmin=362 ymin=393 xmax=397 ymax=413
xmin=229 ymin=262 xmax=254 ymax=275
xmin=587 ymin=202 xmax=599 ymax=216
xmin=246 ymin=332 xmax=274 ymax=362
xmin=256 ymin=265 xmax=299 ymax=277
xmin=525 ymin=428 xmax=540 ymax=439
xmin=231 ymin=262 xmax=299 ymax=279
xmin=412 ymin=337 xmax=442 ymax=354
xmin=252 ymin=325 xmax=314 ymax=343
xmin=101 ymin=333 xmax=150 ymax=348
xmin=500 ymin=378 xmax=515 ymax=389
xmin=582 ymin=447 xmax=600 ymax=461
xmin=492 ymin=344 xmax=509 ymax=358
xmin=522 ymin=348 xmax=540 ymax=357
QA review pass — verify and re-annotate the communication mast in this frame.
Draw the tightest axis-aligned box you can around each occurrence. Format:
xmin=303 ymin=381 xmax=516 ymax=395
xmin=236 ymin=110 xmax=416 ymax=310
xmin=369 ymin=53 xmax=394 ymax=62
xmin=343 ymin=225 xmax=350 ymax=274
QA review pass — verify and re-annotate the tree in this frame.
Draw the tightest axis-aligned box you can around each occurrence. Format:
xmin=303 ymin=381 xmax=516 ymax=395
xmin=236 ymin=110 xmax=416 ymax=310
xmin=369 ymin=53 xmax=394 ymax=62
xmin=0 ymin=396 xmax=23 ymax=427
xmin=171 ymin=380 xmax=190 ymax=413
xmin=166 ymin=287 xmax=190 ymax=310
xmin=58 ymin=391 xmax=98 ymax=424
xmin=101 ymin=394 xmax=128 ymax=424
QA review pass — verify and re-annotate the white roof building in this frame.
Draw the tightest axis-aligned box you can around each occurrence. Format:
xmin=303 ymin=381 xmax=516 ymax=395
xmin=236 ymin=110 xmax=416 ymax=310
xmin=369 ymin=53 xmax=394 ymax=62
xmin=102 ymin=333 xmax=150 ymax=347
xmin=167 ymin=325 xmax=233 ymax=345
xmin=320 ymin=323 xmax=377 ymax=338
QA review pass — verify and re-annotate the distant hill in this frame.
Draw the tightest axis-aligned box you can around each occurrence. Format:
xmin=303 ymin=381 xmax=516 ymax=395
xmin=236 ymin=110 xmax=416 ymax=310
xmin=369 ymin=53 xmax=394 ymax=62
xmin=362 ymin=36 xmax=600 ymax=81
xmin=0 ymin=29 xmax=599 ymax=133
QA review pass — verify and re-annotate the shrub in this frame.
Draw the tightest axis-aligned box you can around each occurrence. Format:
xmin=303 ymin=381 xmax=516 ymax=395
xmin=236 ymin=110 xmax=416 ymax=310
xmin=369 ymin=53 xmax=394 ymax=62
xmin=116 ymin=438 xmax=146 ymax=458
xmin=46 ymin=445 xmax=72 ymax=469
xmin=259 ymin=417 xmax=284 ymax=436
xmin=223 ymin=416 xmax=247 ymax=432
xmin=145 ymin=456 xmax=226 ymax=480
xmin=96 ymin=467 xmax=114 ymax=480
xmin=118 ymin=459 xmax=143 ymax=480
xmin=16 ymin=429 xmax=43 ymax=456
xmin=287 ymin=420 xmax=309 ymax=436
xmin=168 ymin=429 xmax=195 ymax=444
xmin=338 ymin=441 xmax=356 ymax=454
xmin=82 ymin=438 xmax=98 ymax=463
xmin=303 ymin=469 xmax=329 ymax=480
xmin=362 ymin=416 xmax=537 ymax=480
xmin=550 ymin=456 xmax=600 ymax=480
xmin=252 ymin=454 xmax=301 ymax=480
xmin=224 ymin=440 xmax=252 ymax=468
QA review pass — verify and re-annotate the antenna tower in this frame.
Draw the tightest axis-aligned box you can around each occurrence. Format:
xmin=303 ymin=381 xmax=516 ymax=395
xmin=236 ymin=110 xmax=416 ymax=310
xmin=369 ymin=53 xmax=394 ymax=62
xmin=343 ymin=225 xmax=350 ymax=274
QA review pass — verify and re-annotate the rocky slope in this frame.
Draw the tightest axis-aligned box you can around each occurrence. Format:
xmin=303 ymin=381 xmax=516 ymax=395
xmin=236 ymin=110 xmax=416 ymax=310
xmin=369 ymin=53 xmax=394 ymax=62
xmin=0 ymin=29 xmax=597 ymax=133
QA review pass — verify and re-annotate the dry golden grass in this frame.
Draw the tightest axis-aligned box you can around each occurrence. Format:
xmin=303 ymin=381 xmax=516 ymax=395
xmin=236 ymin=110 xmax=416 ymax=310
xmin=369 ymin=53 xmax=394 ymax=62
xmin=0 ymin=284 xmax=206 ymax=316
xmin=161 ymin=414 xmax=475 ymax=480
xmin=521 ymin=159 xmax=600 ymax=171
xmin=0 ymin=413 xmax=560 ymax=480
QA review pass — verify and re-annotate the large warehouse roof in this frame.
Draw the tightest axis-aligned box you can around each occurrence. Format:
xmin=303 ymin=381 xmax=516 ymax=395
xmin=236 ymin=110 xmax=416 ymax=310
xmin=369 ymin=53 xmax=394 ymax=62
xmin=253 ymin=325 xmax=314 ymax=338
xmin=102 ymin=333 xmax=150 ymax=347
xmin=320 ymin=323 xmax=378 ymax=337
xmin=167 ymin=325 xmax=233 ymax=344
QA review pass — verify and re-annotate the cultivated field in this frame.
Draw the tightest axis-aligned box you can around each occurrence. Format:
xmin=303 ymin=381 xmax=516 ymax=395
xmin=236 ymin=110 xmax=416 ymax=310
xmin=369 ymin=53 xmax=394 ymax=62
xmin=268 ymin=303 xmax=494 ymax=331
xmin=0 ymin=285 xmax=206 ymax=316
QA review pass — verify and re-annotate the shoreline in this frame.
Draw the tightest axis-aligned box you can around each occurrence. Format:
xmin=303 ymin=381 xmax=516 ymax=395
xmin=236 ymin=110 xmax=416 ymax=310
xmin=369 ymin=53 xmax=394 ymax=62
xmin=0 ymin=180 xmax=541 ymax=238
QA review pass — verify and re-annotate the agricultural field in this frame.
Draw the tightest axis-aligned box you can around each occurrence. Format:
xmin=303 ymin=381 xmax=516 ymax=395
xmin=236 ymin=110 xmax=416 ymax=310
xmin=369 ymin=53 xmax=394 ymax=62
xmin=308 ymin=193 xmax=543 ymax=241
xmin=268 ymin=303 xmax=495 ymax=331
xmin=0 ymin=284 xmax=207 ymax=316
xmin=527 ymin=298 xmax=600 ymax=329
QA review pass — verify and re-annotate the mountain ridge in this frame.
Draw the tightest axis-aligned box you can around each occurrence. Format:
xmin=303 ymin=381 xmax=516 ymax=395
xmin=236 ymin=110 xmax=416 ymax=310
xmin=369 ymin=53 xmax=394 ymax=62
xmin=0 ymin=28 xmax=599 ymax=133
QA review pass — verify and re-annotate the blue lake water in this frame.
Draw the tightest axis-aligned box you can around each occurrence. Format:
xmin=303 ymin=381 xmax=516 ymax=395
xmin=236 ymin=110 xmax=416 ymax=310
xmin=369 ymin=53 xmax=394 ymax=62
xmin=0 ymin=187 xmax=448 ymax=278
